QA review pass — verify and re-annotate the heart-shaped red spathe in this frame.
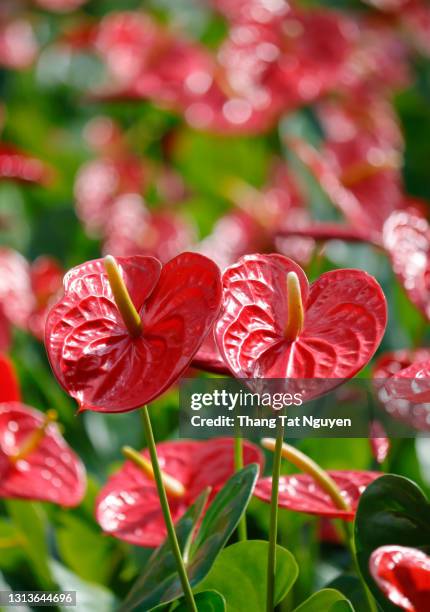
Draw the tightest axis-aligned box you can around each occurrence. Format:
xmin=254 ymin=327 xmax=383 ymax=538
xmin=383 ymin=209 xmax=430 ymax=320
xmin=45 ymin=253 xmax=222 ymax=413
xmin=0 ymin=248 xmax=35 ymax=330
xmin=0 ymin=355 xmax=20 ymax=402
xmin=373 ymin=349 xmax=430 ymax=431
xmin=216 ymin=254 xmax=387 ymax=400
xmin=254 ymin=470 xmax=380 ymax=520
xmin=95 ymin=438 xmax=263 ymax=547
xmin=0 ymin=402 xmax=86 ymax=507
xmin=370 ymin=545 xmax=430 ymax=612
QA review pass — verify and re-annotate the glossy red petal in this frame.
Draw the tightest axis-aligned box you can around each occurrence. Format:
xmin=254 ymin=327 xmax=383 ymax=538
xmin=0 ymin=355 xmax=20 ymax=402
xmin=0 ymin=248 xmax=35 ymax=330
xmin=0 ymin=308 xmax=10 ymax=352
xmin=0 ymin=403 xmax=86 ymax=506
xmin=216 ymin=254 xmax=386 ymax=400
xmin=27 ymin=256 xmax=64 ymax=340
xmin=96 ymin=438 xmax=263 ymax=546
xmin=382 ymin=210 xmax=430 ymax=320
xmin=373 ymin=349 xmax=430 ymax=431
xmin=216 ymin=254 xmax=309 ymax=379
xmin=254 ymin=470 xmax=380 ymax=520
xmin=0 ymin=144 xmax=51 ymax=185
xmin=45 ymin=253 xmax=222 ymax=412
xmin=369 ymin=421 xmax=390 ymax=464
xmin=192 ymin=329 xmax=231 ymax=376
xmin=370 ymin=545 xmax=430 ymax=612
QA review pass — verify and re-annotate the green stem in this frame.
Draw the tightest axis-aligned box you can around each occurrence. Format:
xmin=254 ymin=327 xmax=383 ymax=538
xmin=234 ymin=436 xmax=247 ymax=541
xmin=141 ymin=406 xmax=197 ymax=612
xmin=266 ymin=422 xmax=285 ymax=612
xmin=342 ymin=522 xmax=378 ymax=612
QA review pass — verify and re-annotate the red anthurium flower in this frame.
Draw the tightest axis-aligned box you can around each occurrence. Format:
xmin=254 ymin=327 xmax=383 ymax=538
xmin=0 ymin=307 xmax=10 ymax=352
xmin=383 ymin=209 xmax=430 ymax=320
xmin=45 ymin=253 xmax=222 ymax=413
xmin=373 ymin=349 xmax=430 ymax=431
xmin=96 ymin=438 xmax=263 ymax=546
xmin=255 ymin=470 xmax=380 ymax=520
xmin=0 ymin=403 xmax=86 ymax=506
xmin=218 ymin=7 xmax=355 ymax=121
xmin=0 ymin=355 xmax=20 ymax=402
xmin=215 ymin=254 xmax=387 ymax=401
xmin=0 ymin=249 xmax=64 ymax=340
xmin=286 ymin=134 xmax=403 ymax=246
xmin=102 ymin=194 xmax=196 ymax=263
xmin=401 ymin=4 xmax=430 ymax=57
xmin=74 ymin=155 xmax=147 ymax=236
xmin=198 ymin=210 xmax=269 ymax=272
xmin=192 ymin=329 xmax=231 ymax=376
xmin=0 ymin=248 xmax=35 ymax=331
xmin=0 ymin=20 xmax=38 ymax=70
xmin=369 ymin=420 xmax=390 ymax=464
xmin=370 ymin=545 xmax=430 ymax=612
xmin=27 ymin=256 xmax=64 ymax=340
xmin=0 ymin=143 xmax=52 ymax=185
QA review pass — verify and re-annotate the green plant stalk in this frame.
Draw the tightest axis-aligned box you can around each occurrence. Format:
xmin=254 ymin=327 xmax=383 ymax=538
xmin=341 ymin=522 xmax=378 ymax=612
xmin=266 ymin=422 xmax=285 ymax=612
xmin=234 ymin=436 xmax=247 ymax=541
xmin=141 ymin=406 xmax=197 ymax=612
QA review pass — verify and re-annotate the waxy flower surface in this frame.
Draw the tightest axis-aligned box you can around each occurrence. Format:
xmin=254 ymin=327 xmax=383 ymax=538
xmin=0 ymin=355 xmax=20 ymax=402
xmin=215 ymin=254 xmax=387 ymax=400
xmin=255 ymin=470 xmax=380 ymax=520
xmin=383 ymin=209 xmax=430 ymax=320
xmin=0 ymin=143 xmax=52 ymax=184
xmin=0 ymin=402 xmax=86 ymax=506
xmin=96 ymin=438 xmax=263 ymax=547
xmin=374 ymin=349 xmax=430 ymax=430
xmin=45 ymin=253 xmax=222 ymax=412
xmin=370 ymin=545 xmax=430 ymax=612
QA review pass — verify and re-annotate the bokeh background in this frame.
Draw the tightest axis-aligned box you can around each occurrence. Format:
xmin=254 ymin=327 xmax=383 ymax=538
xmin=1 ymin=0 xmax=430 ymax=609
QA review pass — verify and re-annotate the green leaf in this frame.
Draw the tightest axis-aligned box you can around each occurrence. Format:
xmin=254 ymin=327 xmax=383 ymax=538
xmin=293 ymin=589 xmax=354 ymax=612
xmin=355 ymin=474 xmax=430 ymax=611
xmin=122 ymin=464 xmax=259 ymax=611
xmin=5 ymin=500 xmax=54 ymax=588
xmin=50 ymin=560 xmax=117 ymax=612
xmin=56 ymin=514 xmax=117 ymax=585
xmin=120 ymin=490 xmax=208 ymax=612
xmin=328 ymin=575 xmax=370 ymax=612
xmin=197 ymin=540 xmax=298 ymax=611
xmin=172 ymin=590 xmax=226 ymax=611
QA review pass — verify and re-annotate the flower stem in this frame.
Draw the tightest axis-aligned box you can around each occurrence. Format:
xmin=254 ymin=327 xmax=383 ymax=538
xmin=234 ymin=436 xmax=247 ymax=541
xmin=341 ymin=522 xmax=378 ymax=612
xmin=266 ymin=422 xmax=285 ymax=612
xmin=141 ymin=406 xmax=197 ymax=612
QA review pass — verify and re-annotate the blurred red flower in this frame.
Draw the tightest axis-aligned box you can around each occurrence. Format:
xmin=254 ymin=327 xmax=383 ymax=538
xmin=96 ymin=438 xmax=263 ymax=547
xmin=255 ymin=470 xmax=380 ymax=519
xmin=0 ymin=355 xmax=20 ymax=402
xmin=0 ymin=402 xmax=86 ymax=507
